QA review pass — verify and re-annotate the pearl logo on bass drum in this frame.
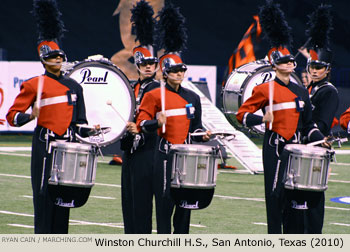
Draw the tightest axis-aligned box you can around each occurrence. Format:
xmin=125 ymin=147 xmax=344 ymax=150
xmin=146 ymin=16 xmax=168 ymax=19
xmin=78 ymin=68 xmax=108 ymax=84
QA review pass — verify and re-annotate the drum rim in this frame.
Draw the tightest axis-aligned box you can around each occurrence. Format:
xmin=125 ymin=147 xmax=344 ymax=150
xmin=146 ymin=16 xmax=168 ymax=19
xmin=50 ymin=141 xmax=94 ymax=151
xmin=170 ymin=144 xmax=218 ymax=154
xmin=285 ymin=144 xmax=334 ymax=155
xmin=65 ymin=60 xmax=136 ymax=147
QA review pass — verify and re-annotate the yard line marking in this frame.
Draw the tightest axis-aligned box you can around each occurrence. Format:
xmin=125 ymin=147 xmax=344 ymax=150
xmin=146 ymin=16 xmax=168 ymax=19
xmin=190 ymin=224 xmax=206 ymax=228
xmin=0 ymin=210 xmax=125 ymax=229
xmin=69 ymin=220 xmax=124 ymax=228
xmin=0 ymin=147 xmax=31 ymax=152
xmin=22 ymin=194 xmax=116 ymax=200
xmin=0 ymin=173 xmax=31 ymax=179
xmin=330 ymin=223 xmax=350 ymax=227
xmin=90 ymin=196 xmax=116 ymax=200
xmin=219 ymin=170 xmax=251 ymax=174
xmin=8 ymin=224 xmax=34 ymax=229
xmin=95 ymin=182 xmax=121 ymax=188
xmin=253 ymin=222 xmax=267 ymax=226
xmin=325 ymin=206 xmax=350 ymax=211
xmin=214 ymin=194 xmax=265 ymax=202
xmin=329 ymin=179 xmax=350 ymax=183
xmin=0 ymin=210 xmax=34 ymax=218
xmin=0 ymin=152 xmax=31 ymax=157
xmin=332 ymin=162 xmax=350 ymax=166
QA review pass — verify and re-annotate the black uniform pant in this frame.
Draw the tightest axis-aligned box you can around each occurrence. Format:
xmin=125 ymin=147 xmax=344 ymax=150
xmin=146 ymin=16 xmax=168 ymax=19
xmin=153 ymin=147 xmax=191 ymax=234
xmin=31 ymin=127 xmax=70 ymax=234
xmin=262 ymin=131 xmax=286 ymax=234
xmin=121 ymin=148 xmax=154 ymax=234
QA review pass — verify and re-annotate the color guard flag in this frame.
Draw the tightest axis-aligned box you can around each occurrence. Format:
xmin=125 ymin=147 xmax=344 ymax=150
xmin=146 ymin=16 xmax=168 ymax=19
xmin=222 ymin=15 xmax=267 ymax=86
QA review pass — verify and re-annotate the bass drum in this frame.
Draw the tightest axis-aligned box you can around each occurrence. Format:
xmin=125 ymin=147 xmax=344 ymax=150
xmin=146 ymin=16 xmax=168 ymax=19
xmin=222 ymin=60 xmax=302 ymax=134
xmin=65 ymin=59 xmax=135 ymax=146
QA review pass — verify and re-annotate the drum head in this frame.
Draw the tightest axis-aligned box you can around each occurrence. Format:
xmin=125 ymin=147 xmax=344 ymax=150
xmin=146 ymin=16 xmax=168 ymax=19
xmin=170 ymin=144 xmax=217 ymax=155
xmin=171 ymin=188 xmax=215 ymax=210
xmin=223 ymin=60 xmax=302 ymax=135
xmin=284 ymin=144 xmax=331 ymax=156
xmin=48 ymin=184 xmax=91 ymax=208
xmin=66 ymin=60 xmax=135 ymax=146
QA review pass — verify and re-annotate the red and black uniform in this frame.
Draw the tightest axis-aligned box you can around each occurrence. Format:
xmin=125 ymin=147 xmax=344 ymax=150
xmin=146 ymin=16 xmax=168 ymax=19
xmin=305 ymin=77 xmax=339 ymax=233
xmin=340 ymin=107 xmax=350 ymax=133
xmin=236 ymin=77 xmax=324 ymax=234
xmin=120 ymin=77 xmax=159 ymax=234
xmin=6 ymin=71 xmax=88 ymax=234
xmin=136 ymin=83 xmax=204 ymax=234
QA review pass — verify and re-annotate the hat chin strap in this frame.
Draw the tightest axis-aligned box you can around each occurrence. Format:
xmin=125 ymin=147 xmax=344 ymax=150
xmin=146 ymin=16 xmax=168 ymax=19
xmin=136 ymin=63 xmax=159 ymax=76
xmin=42 ymin=58 xmax=67 ymax=66
xmin=164 ymin=71 xmax=185 ymax=82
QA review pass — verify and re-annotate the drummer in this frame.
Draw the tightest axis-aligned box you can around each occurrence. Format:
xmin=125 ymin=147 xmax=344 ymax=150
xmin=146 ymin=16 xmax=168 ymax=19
xmin=135 ymin=3 xmax=211 ymax=234
xmin=302 ymin=5 xmax=338 ymax=234
xmin=236 ymin=1 xmax=329 ymax=234
xmin=120 ymin=0 xmax=160 ymax=234
xmin=6 ymin=0 xmax=95 ymax=234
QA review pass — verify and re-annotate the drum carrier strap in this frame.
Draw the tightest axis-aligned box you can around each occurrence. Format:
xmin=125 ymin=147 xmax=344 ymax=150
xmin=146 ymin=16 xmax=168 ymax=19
xmin=133 ymin=79 xmax=158 ymax=112
xmin=309 ymin=82 xmax=336 ymax=99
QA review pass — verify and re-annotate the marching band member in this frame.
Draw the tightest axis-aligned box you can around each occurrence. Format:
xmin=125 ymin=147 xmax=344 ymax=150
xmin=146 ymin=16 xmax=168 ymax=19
xmin=340 ymin=107 xmax=350 ymax=134
xmin=120 ymin=0 xmax=160 ymax=234
xmin=303 ymin=5 xmax=338 ymax=233
xmin=236 ymin=0 xmax=329 ymax=234
xmin=6 ymin=0 xmax=93 ymax=234
xmin=136 ymin=3 xmax=211 ymax=233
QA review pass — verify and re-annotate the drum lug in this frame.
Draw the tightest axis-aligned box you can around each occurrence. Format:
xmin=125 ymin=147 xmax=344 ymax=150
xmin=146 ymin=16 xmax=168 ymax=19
xmin=48 ymin=165 xmax=59 ymax=185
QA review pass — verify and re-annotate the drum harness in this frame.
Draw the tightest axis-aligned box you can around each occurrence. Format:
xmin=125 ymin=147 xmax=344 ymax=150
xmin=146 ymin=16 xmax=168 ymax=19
xmin=129 ymin=79 xmax=159 ymax=154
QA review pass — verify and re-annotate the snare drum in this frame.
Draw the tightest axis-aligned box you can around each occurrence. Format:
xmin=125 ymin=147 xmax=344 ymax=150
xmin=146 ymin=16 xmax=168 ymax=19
xmin=170 ymin=144 xmax=219 ymax=189
xmin=65 ymin=59 xmax=135 ymax=146
xmin=222 ymin=60 xmax=302 ymax=134
xmin=48 ymin=141 xmax=98 ymax=188
xmin=283 ymin=144 xmax=334 ymax=191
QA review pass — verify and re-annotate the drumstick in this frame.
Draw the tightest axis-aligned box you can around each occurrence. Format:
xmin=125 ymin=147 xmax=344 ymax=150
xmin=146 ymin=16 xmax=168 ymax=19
xmin=160 ymin=81 xmax=166 ymax=133
xmin=36 ymin=75 xmax=44 ymax=109
xmin=268 ymin=80 xmax=274 ymax=130
xmin=190 ymin=132 xmax=208 ymax=136
xmin=106 ymin=100 xmax=127 ymax=125
xmin=306 ymin=139 xmax=326 ymax=146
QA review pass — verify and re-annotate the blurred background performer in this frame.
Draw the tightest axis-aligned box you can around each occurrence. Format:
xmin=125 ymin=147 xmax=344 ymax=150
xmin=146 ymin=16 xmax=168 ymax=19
xmin=6 ymin=0 xmax=93 ymax=234
xmin=300 ymin=69 xmax=311 ymax=88
xmin=236 ymin=0 xmax=328 ymax=234
xmin=302 ymin=4 xmax=338 ymax=233
xmin=340 ymin=107 xmax=350 ymax=134
xmin=120 ymin=0 xmax=160 ymax=234
xmin=136 ymin=3 xmax=211 ymax=234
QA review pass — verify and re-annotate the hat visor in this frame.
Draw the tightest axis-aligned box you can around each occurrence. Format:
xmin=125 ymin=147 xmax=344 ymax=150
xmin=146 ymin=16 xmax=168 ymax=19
xmin=276 ymin=55 xmax=295 ymax=64
xmin=42 ymin=50 xmax=66 ymax=60
xmin=166 ymin=64 xmax=187 ymax=73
